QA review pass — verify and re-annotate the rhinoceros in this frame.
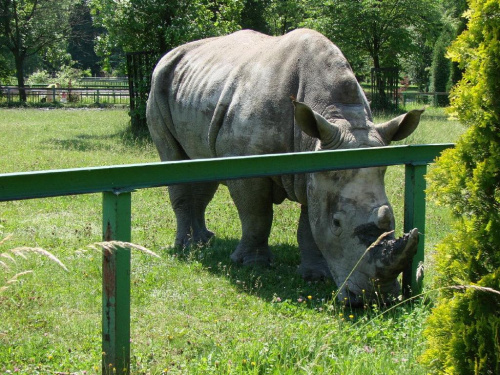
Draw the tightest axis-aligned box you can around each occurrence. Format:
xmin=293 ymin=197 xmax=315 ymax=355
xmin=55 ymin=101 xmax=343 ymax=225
xmin=147 ymin=29 xmax=422 ymax=305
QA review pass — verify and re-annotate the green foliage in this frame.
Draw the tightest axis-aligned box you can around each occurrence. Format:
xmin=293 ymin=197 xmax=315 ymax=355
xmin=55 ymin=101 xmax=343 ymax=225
xmin=430 ymin=2 xmax=470 ymax=105
xmin=26 ymin=66 xmax=91 ymax=87
xmin=424 ymin=0 xmax=500 ymax=373
xmin=265 ymin=0 xmax=306 ymax=35
xmin=240 ymin=0 xmax=270 ymax=33
xmin=53 ymin=65 xmax=91 ymax=87
xmin=90 ymin=0 xmax=244 ymax=72
xmin=26 ymin=70 xmax=51 ymax=85
xmin=0 ymin=50 xmax=12 ymax=85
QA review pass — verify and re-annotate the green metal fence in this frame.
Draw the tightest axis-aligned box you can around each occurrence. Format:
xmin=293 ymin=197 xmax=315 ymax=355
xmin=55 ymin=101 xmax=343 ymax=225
xmin=0 ymin=144 xmax=453 ymax=373
xmin=402 ymin=91 xmax=450 ymax=107
xmin=0 ymin=86 xmax=130 ymax=105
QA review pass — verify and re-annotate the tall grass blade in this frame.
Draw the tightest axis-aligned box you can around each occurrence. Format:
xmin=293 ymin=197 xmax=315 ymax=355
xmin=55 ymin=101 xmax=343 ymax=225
xmin=89 ymin=241 xmax=160 ymax=258
xmin=10 ymin=247 xmax=68 ymax=271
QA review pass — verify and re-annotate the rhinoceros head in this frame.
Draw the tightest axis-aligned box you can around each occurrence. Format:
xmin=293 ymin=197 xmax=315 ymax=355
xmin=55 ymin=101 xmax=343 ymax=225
xmin=293 ymin=101 xmax=423 ymax=305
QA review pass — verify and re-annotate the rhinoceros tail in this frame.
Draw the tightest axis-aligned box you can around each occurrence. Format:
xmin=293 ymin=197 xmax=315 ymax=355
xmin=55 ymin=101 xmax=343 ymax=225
xmin=147 ymin=89 xmax=186 ymax=161
xmin=208 ymin=81 xmax=235 ymax=158
xmin=147 ymin=51 xmax=190 ymax=161
xmin=208 ymin=101 xmax=229 ymax=158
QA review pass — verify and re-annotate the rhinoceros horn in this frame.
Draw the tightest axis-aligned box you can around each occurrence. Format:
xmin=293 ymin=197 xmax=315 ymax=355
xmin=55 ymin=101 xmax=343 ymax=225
xmin=371 ymin=228 xmax=419 ymax=281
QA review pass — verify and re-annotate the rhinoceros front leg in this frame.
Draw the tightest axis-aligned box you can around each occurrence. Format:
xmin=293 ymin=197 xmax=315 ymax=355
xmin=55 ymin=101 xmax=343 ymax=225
xmin=297 ymin=205 xmax=332 ymax=280
xmin=227 ymin=177 xmax=274 ymax=266
xmin=169 ymin=182 xmax=219 ymax=247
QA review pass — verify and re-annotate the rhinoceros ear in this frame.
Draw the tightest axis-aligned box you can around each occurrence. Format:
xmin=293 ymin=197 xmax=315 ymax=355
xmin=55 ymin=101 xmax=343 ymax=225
xmin=292 ymin=100 xmax=340 ymax=142
xmin=376 ymin=109 xmax=424 ymax=144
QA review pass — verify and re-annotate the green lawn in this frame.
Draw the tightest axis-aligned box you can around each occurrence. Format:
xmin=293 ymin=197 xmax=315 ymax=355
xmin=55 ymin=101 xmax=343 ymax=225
xmin=0 ymin=107 xmax=465 ymax=374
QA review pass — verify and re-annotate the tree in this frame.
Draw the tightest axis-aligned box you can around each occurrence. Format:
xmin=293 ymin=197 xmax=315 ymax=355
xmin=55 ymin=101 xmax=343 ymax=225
xmin=423 ymin=0 xmax=500 ymax=373
xmin=240 ymin=0 xmax=270 ymax=33
xmin=304 ymin=0 xmax=442 ymax=103
xmin=265 ymin=0 xmax=306 ymax=35
xmin=68 ymin=0 xmax=100 ymax=75
xmin=90 ymin=0 xmax=243 ymax=73
xmin=0 ymin=0 xmax=77 ymax=101
xmin=400 ymin=36 xmax=434 ymax=92
xmin=309 ymin=0 xmax=441 ymax=70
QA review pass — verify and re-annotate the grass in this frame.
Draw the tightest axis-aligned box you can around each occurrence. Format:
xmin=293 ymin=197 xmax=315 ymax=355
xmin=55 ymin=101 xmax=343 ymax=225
xmin=0 ymin=107 xmax=465 ymax=374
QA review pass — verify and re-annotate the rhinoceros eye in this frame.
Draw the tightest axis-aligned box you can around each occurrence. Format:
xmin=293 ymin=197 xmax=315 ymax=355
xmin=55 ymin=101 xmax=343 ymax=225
xmin=331 ymin=212 xmax=344 ymax=236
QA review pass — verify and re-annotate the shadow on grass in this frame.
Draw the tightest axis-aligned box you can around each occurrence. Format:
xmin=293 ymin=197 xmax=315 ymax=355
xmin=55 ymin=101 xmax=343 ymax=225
xmin=165 ymin=237 xmax=336 ymax=305
xmin=46 ymin=124 xmax=153 ymax=153
xmin=48 ymin=133 xmax=122 ymax=152
xmin=120 ymin=123 xmax=153 ymax=147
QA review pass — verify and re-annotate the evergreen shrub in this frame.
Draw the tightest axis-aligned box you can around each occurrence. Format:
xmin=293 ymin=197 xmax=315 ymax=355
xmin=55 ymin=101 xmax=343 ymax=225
xmin=423 ymin=0 xmax=500 ymax=373
xmin=430 ymin=34 xmax=451 ymax=106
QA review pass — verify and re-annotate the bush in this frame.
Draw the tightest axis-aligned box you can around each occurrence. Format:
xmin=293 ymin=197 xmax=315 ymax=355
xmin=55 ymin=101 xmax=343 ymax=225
xmin=26 ymin=65 xmax=92 ymax=87
xmin=423 ymin=0 xmax=500 ymax=374
xmin=54 ymin=64 xmax=91 ymax=87
xmin=27 ymin=70 xmax=51 ymax=85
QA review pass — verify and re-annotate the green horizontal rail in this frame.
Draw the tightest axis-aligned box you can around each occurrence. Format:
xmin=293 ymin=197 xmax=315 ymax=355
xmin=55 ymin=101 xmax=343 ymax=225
xmin=0 ymin=143 xmax=454 ymax=374
xmin=0 ymin=144 xmax=452 ymax=202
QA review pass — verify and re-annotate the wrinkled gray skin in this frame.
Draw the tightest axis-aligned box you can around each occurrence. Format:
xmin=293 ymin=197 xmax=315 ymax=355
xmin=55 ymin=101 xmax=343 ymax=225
xmin=147 ymin=29 xmax=422 ymax=305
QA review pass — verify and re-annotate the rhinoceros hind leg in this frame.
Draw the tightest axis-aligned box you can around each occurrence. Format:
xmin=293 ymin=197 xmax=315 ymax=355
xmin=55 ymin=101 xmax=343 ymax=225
xmin=169 ymin=182 xmax=219 ymax=247
xmin=228 ymin=178 xmax=274 ymax=266
xmin=297 ymin=205 xmax=332 ymax=280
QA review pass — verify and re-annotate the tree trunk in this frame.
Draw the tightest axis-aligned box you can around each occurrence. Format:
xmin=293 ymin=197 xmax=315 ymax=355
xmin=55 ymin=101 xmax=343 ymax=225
xmin=373 ymin=54 xmax=385 ymax=96
xmin=372 ymin=52 xmax=388 ymax=108
xmin=373 ymin=52 xmax=380 ymax=70
xmin=14 ymin=53 xmax=26 ymax=102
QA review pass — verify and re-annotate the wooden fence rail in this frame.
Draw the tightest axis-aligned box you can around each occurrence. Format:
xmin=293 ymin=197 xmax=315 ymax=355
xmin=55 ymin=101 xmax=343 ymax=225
xmin=0 ymin=144 xmax=453 ymax=374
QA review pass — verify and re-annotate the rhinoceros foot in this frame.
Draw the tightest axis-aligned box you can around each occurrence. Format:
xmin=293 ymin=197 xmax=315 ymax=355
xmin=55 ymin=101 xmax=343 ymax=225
xmin=174 ymin=229 xmax=215 ymax=248
xmin=230 ymin=244 xmax=273 ymax=267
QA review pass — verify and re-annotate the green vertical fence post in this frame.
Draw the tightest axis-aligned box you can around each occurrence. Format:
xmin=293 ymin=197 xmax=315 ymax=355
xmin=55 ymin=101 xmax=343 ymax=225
xmin=102 ymin=191 xmax=132 ymax=374
xmin=402 ymin=164 xmax=427 ymax=298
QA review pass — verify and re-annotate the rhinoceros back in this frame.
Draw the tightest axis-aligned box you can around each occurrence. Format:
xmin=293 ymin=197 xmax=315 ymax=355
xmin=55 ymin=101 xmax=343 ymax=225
xmin=147 ymin=29 xmax=363 ymax=161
